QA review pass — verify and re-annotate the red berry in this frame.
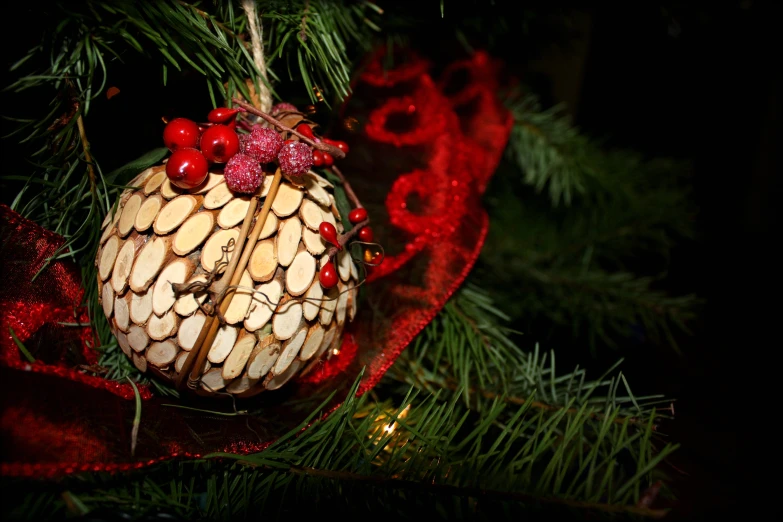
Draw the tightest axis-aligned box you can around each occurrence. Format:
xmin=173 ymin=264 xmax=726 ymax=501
xmin=207 ymin=107 xmax=242 ymax=124
xmin=163 ymin=118 xmax=200 ymax=151
xmin=358 ymin=226 xmax=374 ymax=242
xmin=312 ymin=149 xmax=325 ymax=167
xmin=348 ymin=208 xmax=368 ymax=224
xmin=319 ymin=261 xmax=338 ymax=289
xmin=240 ymin=126 xmax=283 ymax=163
xmin=277 ymin=141 xmax=313 ymax=181
xmin=200 ymin=124 xmax=240 ymax=163
xmin=319 ymin=222 xmax=340 ymax=249
xmin=323 ymin=152 xmax=334 ymax=167
xmin=323 ymin=138 xmax=349 ymax=154
xmin=297 ymin=123 xmax=315 ymax=140
xmin=165 ymin=148 xmax=209 ymax=189
xmin=224 ymin=153 xmax=264 ymax=194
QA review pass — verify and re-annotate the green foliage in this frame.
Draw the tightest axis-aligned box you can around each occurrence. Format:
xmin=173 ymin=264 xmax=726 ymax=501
xmin=481 ymin=90 xmax=701 ymax=352
xmin=2 ymin=286 xmax=676 ymax=520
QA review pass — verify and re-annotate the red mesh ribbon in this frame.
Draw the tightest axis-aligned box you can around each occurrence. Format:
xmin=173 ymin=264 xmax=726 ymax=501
xmin=0 ymin=49 xmax=512 ymax=478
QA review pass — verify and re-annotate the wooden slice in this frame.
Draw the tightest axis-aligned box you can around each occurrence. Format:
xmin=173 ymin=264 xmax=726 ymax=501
xmin=271 ymin=183 xmax=303 ymax=217
xmin=244 ymin=279 xmax=282 ymax=332
xmin=304 ymin=176 xmax=331 ymax=207
xmin=200 ymin=228 xmax=239 ymax=273
xmin=259 ymin=212 xmax=278 ymax=239
xmin=318 ymin=325 xmax=337 ymax=359
xmin=154 ymin=195 xmax=198 ymax=235
xmin=286 ymin=250 xmax=316 ymax=296
xmin=101 ymin=282 xmax=114 ymax=318
xmin=200 ymin=368 xmax=229 ymax=392
xmin=177 ymin=312 xmax=206 ymax=351
xmin=223 ymin=270 xmax=254 ymax=325
xmin=319 ymin=254 xmax=330 ymax=269
xmin=321 ymin=206 xmax=337 ymax=230
xmin=143 ymin=170 xmax=167 ymax=195
xmin=207 ymin=324 xmax=238 ymax=364
xmin=337 ymin=250 xmax=352 ymax=282
xmin=302 ymin=280 xmax=323 ymax=321
xmin=98 ymin=235 xmax=120 ymax=281
xmin=174 ymin=274 xmax=208 ymax=316
xmin=246 ymin=335 xmax=280 ymax=379
xmin=135 ymin=195 xmax=163 ymax=232
xmin=272 ymin=299 xmax=303 ymax=341
xmin=130 ymin=290 xmax=153 ymax=325
xmin=152 ymin=259 xmax=194 ymax=317
xmin=130 ymin=237 xmax=169 ymax=293
xmin=102 ymin=203 xmax=118 ymax=229
xmin=273 ymin=322 xmax=307 ymax=375
xmin=276 ymin=217 xmax=301 ymax=267
xmin=146 ymin=309 xmax=178 ymax=341
xmin=259 ymin=174 xmax=274 ymax=197
xmin=160 ymin=178 xmax=185 ymax=200
xmin=118 ymin=194 xmax=142 ymax=237
xmin=319 ymin=288 xmax=338 ymax=326
xmin=130 ymin=167 xmax=157 ymax=187
xmin=111 ymin=239 xmax=135 ymax=294
xmin=173 ymin=211 xmax=215 ymax=256
xmin=222 ymin=332 xmax=257 ymax=380
xmin=348 ymin=281 xmax=358 ymax=321
xmin=147 ymin=340 xmax=178 ymax=368
xmin=132 ymin=352 xmax=148 ymax=372
xmin=265 ymin=359 xmax=302 ymax=391
xmin=299 ymin=199 xmax=323 ymax=230
xmin=302 ymin=227 xmax=326 ymax=255
xmin=174 ymin=350 xmax=188 ymax=373
xmin=100 ymin=207 xmax=121 ymax=244
xmin=203 ymin=182 xmax=233 ymax=209
xmin=128 ymin=324 xmax=149 ymax=352
xmin=248 ymin=239 xmax=277 ymax=282
xmin=306 ymin=170 xmax=334 ymax=189
xmin=226 ymin=375 xmax=259 ymax=395
xmin=194 ymin=172 xmax=224 ymax=194
xmin=335 ymin=284 xmax=349 ymax=326
xmin=117 ymin=331 xmax=131 ymax=357
xmin=327 ymin=324 xmax=344 ymax=358
xmin=218 ymin=197 xmax=251 ymax=229
xmin=299 ymin=324 xmax=325 ymax=361
xmin=349 ymin=257 xmax=359 ymax=281
xmin=114 ymin=294 xmax=130 ymax=332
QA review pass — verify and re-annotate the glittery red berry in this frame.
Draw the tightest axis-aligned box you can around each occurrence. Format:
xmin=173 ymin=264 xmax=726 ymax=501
xmin=271 ymin=102 xmax=298 ymax=115
xmin=224 ymin=153 xmax=264 ymax=194
xmin=163 ymin=118 xmax=200 ymax=152
xmin=349 ymin=208 xmax=368 ymax=224
xmin=319 ymin=261 xmax=338 ymax=289
xmin=297 ymin=123 xmax=315 ymax=140
xmin=165 ymin=148 xmax=208 ymax=189
xmin=319 ymin=222 xmax=340 ymax=249
xmin=358 ymin=226 xmax=374 ymax=242
xmin=240 ymin=126 xmax=283 ymax=164
xmin=277 ymin=141 xmax=313 ymax=181
xmin=208 ymin=107 xmax=242 ymax=124
xmin=200 ymin=124 xmax=240 ymax=163
xmin=312 ymin=149 xmax=325 ymax=167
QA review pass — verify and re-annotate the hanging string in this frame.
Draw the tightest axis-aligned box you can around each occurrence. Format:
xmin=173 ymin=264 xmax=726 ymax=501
xmin=241 ymin=0 xmax=273 ymax=112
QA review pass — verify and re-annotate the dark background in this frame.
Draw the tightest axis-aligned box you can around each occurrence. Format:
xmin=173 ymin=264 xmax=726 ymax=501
xmin=1 ymin=1 xmax=780 ymax=520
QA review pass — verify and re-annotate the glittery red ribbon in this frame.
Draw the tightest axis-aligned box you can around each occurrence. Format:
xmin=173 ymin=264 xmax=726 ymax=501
xmin=0 ymin=48 xmax=512 ymax=478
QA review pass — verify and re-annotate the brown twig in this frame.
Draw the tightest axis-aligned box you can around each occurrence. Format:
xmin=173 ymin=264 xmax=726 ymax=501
xmin=299 ymin=0 xmax=310 ymax=41
xmin=231 ymin=97 xmax=345 ymax=159
xmin=76 ymin=113 xmax=97 ymax=203
xmin=330 ymin=165 xmax=362 ymax=208
xmin=326 ymin=218 xmax=369 ymax=259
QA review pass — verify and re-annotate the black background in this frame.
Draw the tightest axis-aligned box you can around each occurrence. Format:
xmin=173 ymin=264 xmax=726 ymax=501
xmin=1 ymin=1 xmax=780 ymax=520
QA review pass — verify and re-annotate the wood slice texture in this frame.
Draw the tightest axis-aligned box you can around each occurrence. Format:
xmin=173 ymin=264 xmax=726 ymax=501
xmin=95 ymin=166 xmax=361 ymax=396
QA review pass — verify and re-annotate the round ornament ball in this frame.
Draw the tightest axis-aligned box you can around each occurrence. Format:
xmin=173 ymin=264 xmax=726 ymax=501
xmin=95 ymin=157 xmax=360 ymax=397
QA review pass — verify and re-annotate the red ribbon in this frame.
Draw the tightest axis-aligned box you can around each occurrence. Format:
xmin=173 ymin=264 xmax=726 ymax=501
xmin=0 ymin=48 xmax=512 ymax=478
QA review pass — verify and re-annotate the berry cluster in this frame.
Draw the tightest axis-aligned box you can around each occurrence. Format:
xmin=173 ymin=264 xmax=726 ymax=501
xmin=316 ymin=207 xmax=375 ymax=290
xmin=163 ymin=103 xmax=352 ymax=196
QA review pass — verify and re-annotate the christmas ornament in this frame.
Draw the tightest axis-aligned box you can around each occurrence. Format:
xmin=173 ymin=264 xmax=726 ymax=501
xmin=94 ymin=102 xmax=370 ymax=398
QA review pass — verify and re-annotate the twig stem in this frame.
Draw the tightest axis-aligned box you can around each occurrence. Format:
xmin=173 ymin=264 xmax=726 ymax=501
xmin=330 ymin=165 xmax=362 ymax=208
xmin=76 ymin=113 xmax=97 ymax=203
